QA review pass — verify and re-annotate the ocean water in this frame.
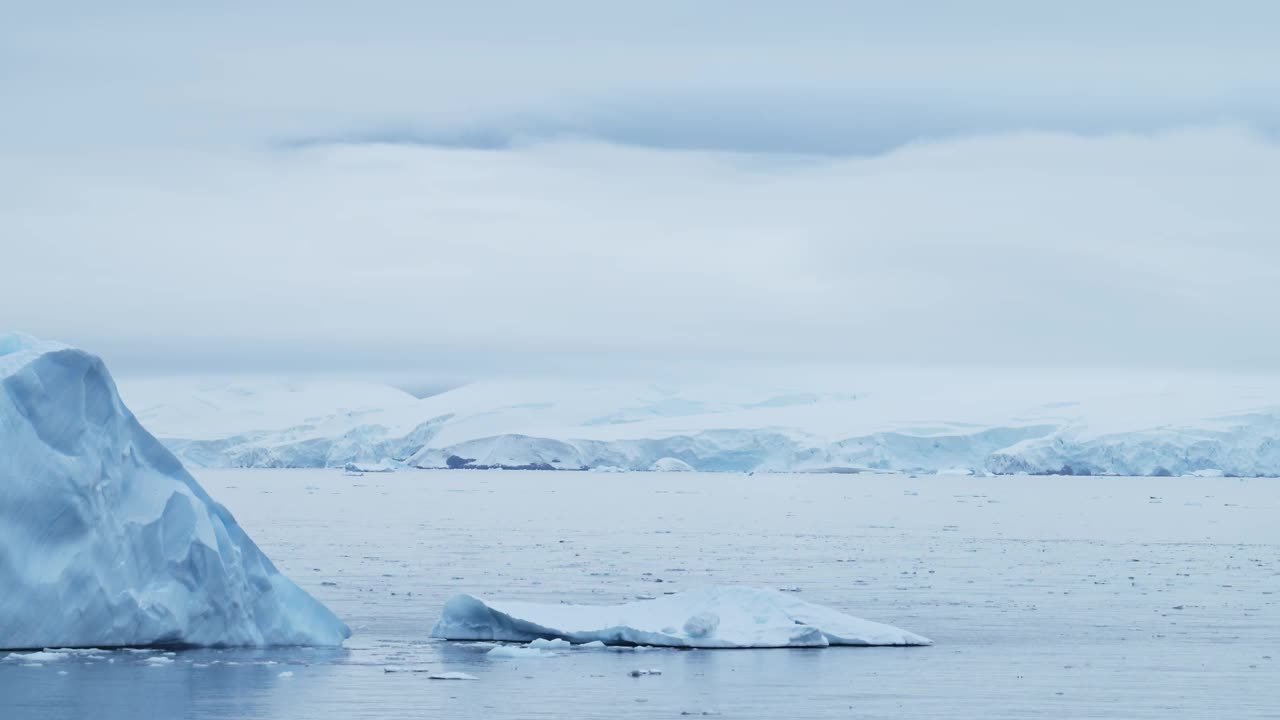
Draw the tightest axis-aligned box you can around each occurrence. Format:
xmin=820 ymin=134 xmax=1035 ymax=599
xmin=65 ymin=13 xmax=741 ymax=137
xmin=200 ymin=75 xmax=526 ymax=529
xmin=3 ymin=470 xmax=1276 ymax=719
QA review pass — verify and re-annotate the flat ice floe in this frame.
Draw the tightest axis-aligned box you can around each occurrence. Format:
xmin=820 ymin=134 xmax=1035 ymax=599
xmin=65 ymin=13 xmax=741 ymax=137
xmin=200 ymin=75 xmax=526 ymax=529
xmin=0 ymin=333 xmax=350 ymax=649
xmin=431 ymin=587 xmax=931 ymax=648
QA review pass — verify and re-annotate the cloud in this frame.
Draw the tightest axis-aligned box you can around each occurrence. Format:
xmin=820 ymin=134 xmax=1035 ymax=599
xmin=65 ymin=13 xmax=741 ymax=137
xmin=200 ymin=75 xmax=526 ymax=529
xmin=3 ymin=127 xmax=1279 ymax=374
xmin=4 ymin=2 xmax=1280 ymax=155
xmin=280 ymin=91 xmax=1280 ymax=157
xmin=4 ymin=3 xmax=1279 ymax=374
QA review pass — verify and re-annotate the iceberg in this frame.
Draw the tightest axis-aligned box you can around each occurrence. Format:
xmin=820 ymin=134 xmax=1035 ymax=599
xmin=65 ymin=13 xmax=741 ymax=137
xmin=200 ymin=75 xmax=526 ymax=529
xmin=430 ymin=587 xmax=930 ymax=648
xmin=0 ymin=333 xmax=350 ymax=649
xmin=649 ymin=457 xmax=695 ymax=472
xmin=343 ymin=459 xmax=398 ymax=473
xmin=427 ymin=671 xmax=478 ymax=680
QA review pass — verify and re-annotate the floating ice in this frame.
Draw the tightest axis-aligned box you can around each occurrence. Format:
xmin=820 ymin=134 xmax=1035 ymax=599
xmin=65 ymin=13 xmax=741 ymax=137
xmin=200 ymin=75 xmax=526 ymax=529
xmin=0 ymin=334 xmax=350 ymax=649
xmin=3 ymin=651 xmax=73 ymax=664
xmin=527 ymin=638 xmax=572 ymax=650
xmin=486 ymin=645 xmax=553 ymax=658
xmin=343 ymin=460 xmax=397 ymax=473
xmin=431 ymin=587 xmax=931 ymax=648
xmin=428 ymin=671 xmax=479 ymax=680
xmin=649 ymin=457 xmax=695 ymax=472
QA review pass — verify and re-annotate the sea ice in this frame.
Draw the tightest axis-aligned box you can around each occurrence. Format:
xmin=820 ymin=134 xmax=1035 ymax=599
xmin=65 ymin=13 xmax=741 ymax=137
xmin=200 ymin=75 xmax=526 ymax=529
xmin=527 ymin=638 xmax=572 ymax=649
xmin=431 ymin=587 xmax=931 ymax=648
xmin=486 ymin=646 xmax=553 ymax=658
xmin=3 ymin=651 xmax=73 ymax=664
xmin=0 ymin=333 xmax=350 ymax=649
xmin=428 ymin=671 xmax=479 ymax=680
xmin=343 ymin=460 xmax=397 ymax=473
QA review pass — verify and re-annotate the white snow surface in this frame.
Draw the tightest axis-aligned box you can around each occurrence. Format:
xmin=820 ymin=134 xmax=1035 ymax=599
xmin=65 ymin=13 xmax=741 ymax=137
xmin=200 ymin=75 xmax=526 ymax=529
xmin=116 ymin=366 xmax=1280 ymax=476
xmin=0 ymin=333 xmax=350 ymax=649
xmin=430 ymin=587 xmax=931 ymax=648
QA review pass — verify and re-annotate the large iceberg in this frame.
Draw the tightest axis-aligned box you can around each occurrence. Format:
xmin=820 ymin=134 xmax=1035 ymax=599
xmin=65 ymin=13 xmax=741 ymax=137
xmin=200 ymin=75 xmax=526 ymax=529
xmin=431 ymin=587 xmax=931 ymax=648
xmin=0 ymin=333 xmax=350 ymax=649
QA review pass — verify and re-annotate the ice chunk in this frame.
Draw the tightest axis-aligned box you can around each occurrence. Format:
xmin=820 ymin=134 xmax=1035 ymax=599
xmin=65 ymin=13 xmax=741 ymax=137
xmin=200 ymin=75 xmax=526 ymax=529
xmin=527 ymin=637 xmax=572 ymax=650
xmin=0 ymin=335 xmax=350 ymax=649
xmin=486 ymin=645 xmax=553 ymax=658
xmin=428 ymin=671 xmax=478 ymax=680
xmin=343 ymin=460 xmax=397 ymax=473
xmin=649 ymin=457 xmax=695 ymax=472
xmin=431 ymin=587 xmax=931 ymax=648
xmin=3 ymin=651 xmax=72 ymax=664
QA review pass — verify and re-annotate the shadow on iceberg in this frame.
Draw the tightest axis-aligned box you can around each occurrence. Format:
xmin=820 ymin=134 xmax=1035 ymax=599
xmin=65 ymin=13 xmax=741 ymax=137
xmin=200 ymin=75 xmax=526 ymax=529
xmin=431 ymin=587 xmax=931 ymax=648
xmin=0 ymin=333 xmax=350 ymax=650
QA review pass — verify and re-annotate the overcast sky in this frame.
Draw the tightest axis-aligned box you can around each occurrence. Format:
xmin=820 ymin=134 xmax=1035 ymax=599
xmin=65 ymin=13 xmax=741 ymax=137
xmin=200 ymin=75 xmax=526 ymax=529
xmin=4 ymin=1 xmax=1280 ymax=378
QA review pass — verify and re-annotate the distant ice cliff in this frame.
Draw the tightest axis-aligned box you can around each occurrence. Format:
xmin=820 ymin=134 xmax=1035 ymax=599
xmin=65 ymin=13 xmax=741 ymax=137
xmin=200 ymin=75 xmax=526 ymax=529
xmin=119 ymin=367 xmax=1280 ymax=477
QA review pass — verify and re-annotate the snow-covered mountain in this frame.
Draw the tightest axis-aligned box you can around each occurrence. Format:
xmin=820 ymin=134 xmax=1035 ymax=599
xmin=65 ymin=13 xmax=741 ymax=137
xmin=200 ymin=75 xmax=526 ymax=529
xmin=118 ymin=367 xmax=1280 ymax=477
xmin=0 ymin=334 xmax=349 ymax=648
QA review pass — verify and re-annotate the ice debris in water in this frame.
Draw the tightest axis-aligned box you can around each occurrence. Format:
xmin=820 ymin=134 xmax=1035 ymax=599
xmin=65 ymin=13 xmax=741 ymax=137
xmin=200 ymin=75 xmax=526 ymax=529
xmin=527 ymin=638 xmax=572 ymax=650
xmin=432 ymin=587 xmax=931 ymax=648
xmin=487 ymin=646 xmax=553 ymax=659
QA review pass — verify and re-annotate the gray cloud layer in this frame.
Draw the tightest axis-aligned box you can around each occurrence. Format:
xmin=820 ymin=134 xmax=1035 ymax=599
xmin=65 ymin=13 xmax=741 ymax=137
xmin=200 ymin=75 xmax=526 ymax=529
xmin=6 ymin=1 xmax=1280 ymax=153
xmin=3 ymin=2 xmax=1279 ymax=374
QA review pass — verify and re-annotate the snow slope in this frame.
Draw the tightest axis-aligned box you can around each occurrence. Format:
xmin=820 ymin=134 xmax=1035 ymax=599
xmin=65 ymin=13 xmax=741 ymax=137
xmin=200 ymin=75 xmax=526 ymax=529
xmin=123 ymin=376 xmax=420 ymax=440
xmin=0 ymin=333 xmax=350 ymax=649
xmin=431 ymin=587 xmax=931 ymax=648
xmin=117 ymin=367 xmax=1280 ymax=476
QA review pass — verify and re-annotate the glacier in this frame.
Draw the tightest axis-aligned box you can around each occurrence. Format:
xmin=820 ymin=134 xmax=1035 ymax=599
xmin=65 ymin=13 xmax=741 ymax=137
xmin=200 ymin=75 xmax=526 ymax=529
xmin=0 ymin=333 xmax=350 ymax=649
xmin=117 ymin=367 xmax=1280 ymax=477
xmin=431 ymin=587 xmax=931 ymax=648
